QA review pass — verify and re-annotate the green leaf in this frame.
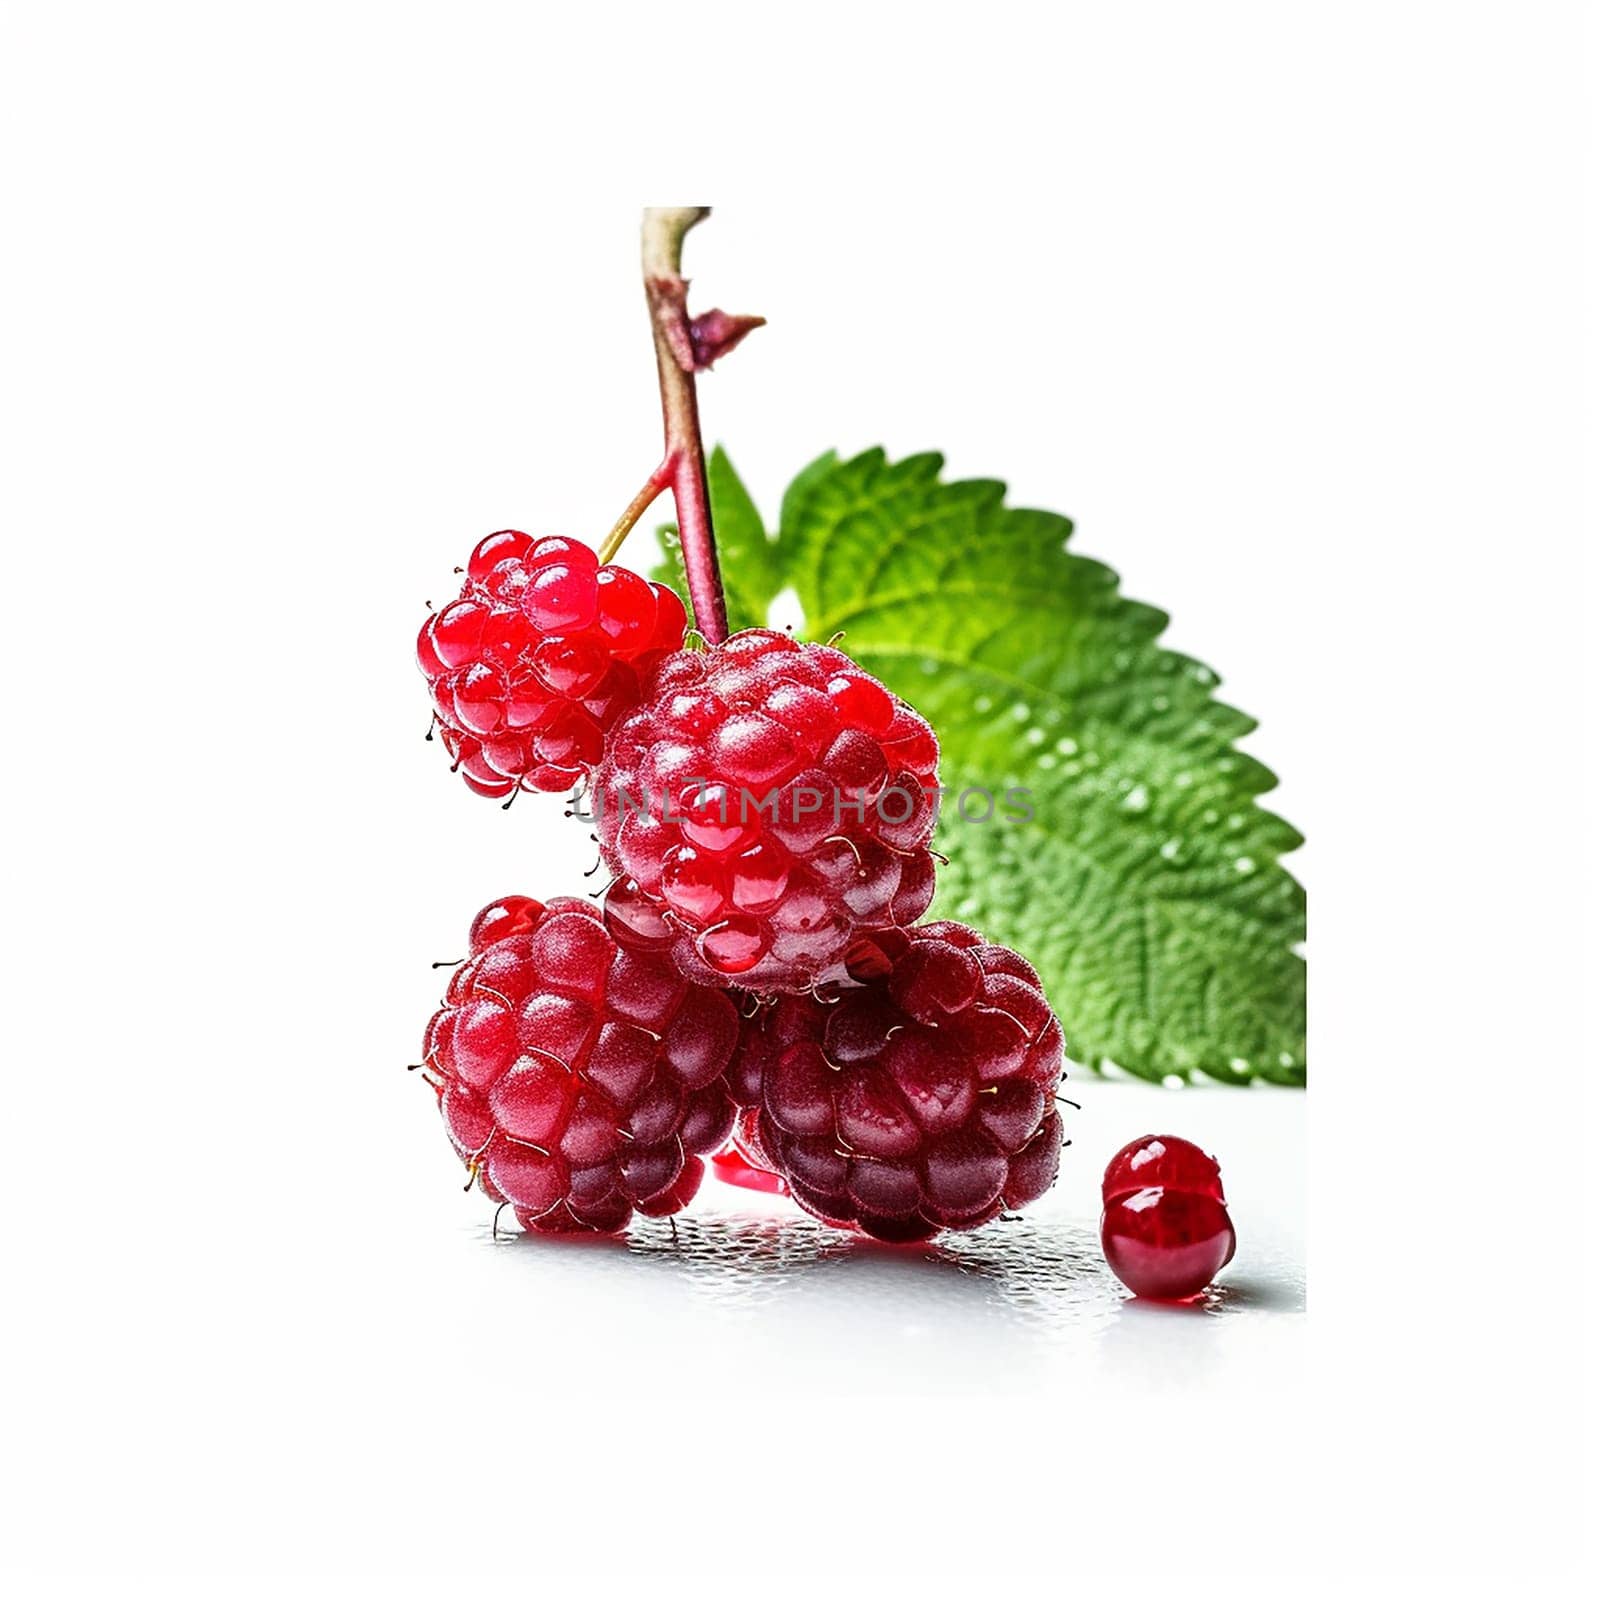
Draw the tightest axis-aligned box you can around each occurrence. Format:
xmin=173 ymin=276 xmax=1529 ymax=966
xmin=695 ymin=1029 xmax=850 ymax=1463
xmin=661 ymin=447 xmax=1306 ymax=1086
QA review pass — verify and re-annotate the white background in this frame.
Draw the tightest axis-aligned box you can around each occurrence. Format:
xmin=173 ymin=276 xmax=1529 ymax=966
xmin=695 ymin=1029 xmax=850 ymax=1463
xmin=1 ymin=1 xmax=1593 ymax=1592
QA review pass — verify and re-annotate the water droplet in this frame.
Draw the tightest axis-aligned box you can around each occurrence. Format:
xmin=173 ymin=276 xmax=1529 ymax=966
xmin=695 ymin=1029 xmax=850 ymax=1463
xmin=1278 ymin=1051 xmax=1296 ymax=1068
xmin=1056 ymin=737 xmax=1079 ymax=756
xmin=1174 ymin=771 xmax=1194 ymax=788
xmin=1122 ymin=784 xmax=1150 ymax=812
xmin=1060 ymin=761 xmax=1081 ymax=777
xmin=1162 ymin=1073 xmax=1187 ymax=1089
xmin=1203 ymin=809 xmax=1220 ymax=824
xmin=1011 ymin=703 xmax=1031 ymax=722
xmin=1233 ymin=855 xmax=1256 ymax=874
xmin=1025 ymin=727 xmax=1045 ymax=746
xmin=1037 ymin=753 xmax=1058 ymax=770
xmin=1229 ymin=1057 xmax=1251 ymax=1075
xmin=1226 ymin=814 xmax=1245 ymax=831
xmin=1159 ymin=837 xmax=1183 ymax=861
xmin=1152 ymin=695 xmax=1170 ymax=711
xmin=1191 ymin=664 xmax=1217 ymax=685
xmin=974 ymin=695 xmax=993 ymax=713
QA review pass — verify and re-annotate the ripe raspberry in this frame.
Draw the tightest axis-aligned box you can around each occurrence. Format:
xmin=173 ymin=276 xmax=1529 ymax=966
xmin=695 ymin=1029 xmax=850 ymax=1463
xmin=418 ymin=532 xmax=688 ymax=799
xmin=726 ymin=922 xmax=1066 ymax=1241
xmin=593 ymin=628 xmax=941 ymax=991
xmin=420 ymin=894 xmax=740 ymax=1233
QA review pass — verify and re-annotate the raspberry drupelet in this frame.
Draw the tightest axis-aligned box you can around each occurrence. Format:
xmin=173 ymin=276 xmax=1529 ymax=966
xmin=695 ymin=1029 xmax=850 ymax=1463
xmin=419 ymin=895 xmax=740 ymax=1233
xmin=725 ymin=922 xmax=1066 ymax=1241
xmin=1099 ymin=1134 xmax=1236 ymax=1299
xmin=593 ymin=628 xmax=941 ymax=992
xmin=417 ymin=533 xmax=688 ymax=799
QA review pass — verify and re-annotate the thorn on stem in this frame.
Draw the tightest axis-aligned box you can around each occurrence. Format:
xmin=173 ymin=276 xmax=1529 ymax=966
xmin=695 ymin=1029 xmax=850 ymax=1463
xmin=688 ymin=308 xmax=765 ymax=370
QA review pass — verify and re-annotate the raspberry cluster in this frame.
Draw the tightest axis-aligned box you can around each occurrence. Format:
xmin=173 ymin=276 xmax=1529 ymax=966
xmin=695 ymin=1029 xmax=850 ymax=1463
xmin=414 ymin=550 xmax=1067 ymax=1239
xmin=420 ymin=898 xmax=1067 ymax=1241
xmin=593 ymin=628 xmax=941 ymax=991
xmin=724 ymin=922 xmax=1065 ymax=1241
xmin=418 ymin=532 xmax=687 ymax=799
xmin=420 ymin=895 xmax=739 ymax=1232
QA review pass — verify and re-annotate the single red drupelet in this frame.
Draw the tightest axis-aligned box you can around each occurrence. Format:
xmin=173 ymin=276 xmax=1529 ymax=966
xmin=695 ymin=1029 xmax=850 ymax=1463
xmin=1099 ymin=1133 xmax=1236 ymax=1300
xmin=1102 ymin=1132 xmax=1226 ymax=1205
xmin=724 ymin=921 xmax=1066 ymax=1241
xmin=593 ymin=627 xmax=941 ymax=992
xmin=417 ymin=532 xmax=688 ymax=799
xmin=419 ymin=894 xmax=740 ymax=1233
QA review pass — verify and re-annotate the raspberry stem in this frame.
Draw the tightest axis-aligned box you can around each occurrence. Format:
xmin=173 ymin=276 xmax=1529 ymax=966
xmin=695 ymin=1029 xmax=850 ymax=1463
xmin=641 ymin=206 xmax=728 ymax=646
xmin=597 ymin=461 xmax=674 ymax=565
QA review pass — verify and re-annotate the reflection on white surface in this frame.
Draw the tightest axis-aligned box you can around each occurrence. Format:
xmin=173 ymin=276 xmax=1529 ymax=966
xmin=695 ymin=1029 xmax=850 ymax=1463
xmin=469 ymin=1190 xmax=1305 ymax=1396
xmin=487 ymin=1207 xmax=1305 ymax=1321
xmin=353 ymin=1070 xmax=1309 ymax=1400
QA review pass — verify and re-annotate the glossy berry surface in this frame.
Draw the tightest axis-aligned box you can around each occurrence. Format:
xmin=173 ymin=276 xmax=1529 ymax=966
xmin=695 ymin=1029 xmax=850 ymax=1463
xmin=594 ymin=628 xmax=941 ymax=991
xmin=1102 ymin=1133 xmax=1225 ymax=1205
xmin=420 ymin=895 xmax=740 ymax=1233
xmin=708 ymin=1111 xmax=790 ymax=1197
xmin=418 ymin=532 xmax=688 ymax=799
xmin=1100 ymin=1134 xmax=1235 ymax=1299
xmin=726 ymin=922 xmax=1065 ymax=1241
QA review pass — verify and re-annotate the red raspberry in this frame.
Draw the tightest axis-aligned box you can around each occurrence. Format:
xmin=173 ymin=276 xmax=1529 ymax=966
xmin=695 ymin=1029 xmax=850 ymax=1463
xmin=419 ymin=894 xmax=740 ymax=1233
xmin=417 ymin=533 xmax=688 ymax=799
xmin=726 ymin=922 xmax=1066 ymax=1241
xmin=1100 ymin=1134 xmax=1236 ymax=1300
xmin=593 ymin=628 xmax=941 ymax=991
